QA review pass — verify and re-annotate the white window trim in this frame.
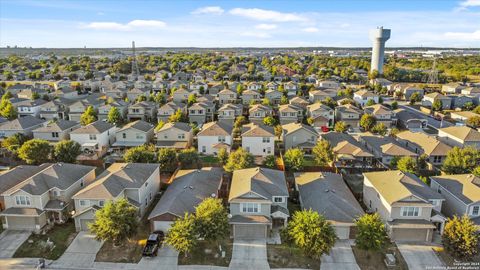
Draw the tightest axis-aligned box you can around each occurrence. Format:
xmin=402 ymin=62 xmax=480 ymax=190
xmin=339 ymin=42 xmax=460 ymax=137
xmin=79 ymin=200 xmax=90 ymax=207
xmin=240 ymin=202 xmax=260 ymax=213
xmin=15 ymin=195 xmax=31 ymax=206
xmin=471 ymin=205 xmax=480 ymax=216
xmin=400 ymin=206 xmax=421 ymax=217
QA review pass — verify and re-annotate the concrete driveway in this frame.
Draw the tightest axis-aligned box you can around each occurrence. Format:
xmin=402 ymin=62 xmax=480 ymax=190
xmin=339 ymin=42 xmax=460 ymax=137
xmin=229 ymin=239 xmax=270 ymax=270
xmin=397 ymin=243 xmax=444 ymax=270
xmin=138 ymin=244 xmax=179 ymax=270
xmin=0 ymin=230 xmax=31 ymax=258
xmin=321 ymin=240 xmax=360 ymax=270
xmin=52 ymin=231 xmax=103 ymax=269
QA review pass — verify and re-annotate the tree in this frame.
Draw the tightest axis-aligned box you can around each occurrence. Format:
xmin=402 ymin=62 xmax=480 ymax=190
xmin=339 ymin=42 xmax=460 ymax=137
xmin=195 ymin=198 xmax=229 ymax=243
xmin=274 ymin=125 xmax=283 ymax=139
xmin=187 ymin=94 xmax=197 ymax=106
xmin=409 ymin=92 xmax=421 ymax=105
xmin=334 ymin=121 xmax=348 ymax=133
xmin=473 ymin=105 xmax=480 ymax=114
xmin=2 ymin=133 xmax=28 ymax=155
xmin=263 ymin=155 xmax=276 ymax=168
xmin=360 ymin=114 xmax=376 ymax=131
xmin=166 ymin=213 xmax=198 ymax=256
xmin=123 ymin=145 xmax=157 ymax=163
xmin=284 ymin=148 xmax=305 ymax=171
xmin=284 ymin=210 xmax=336 ymax=259
xmin=224 ymin=148 xmax=254 ymax=172
xmin=365 ymin=99 xmax=376 ymax=106
xmin=169 ymin=109 xmax=187 ymax=123
xmin=17 ymin=139 xmax=52 ymax=164
xmin=236 ymin=84 xmax=244 ymax=95
xmin=473 ymin=166 xmax=480 ymax=177
xmin=154 ymin=92 xmax=165 ymax=104
xmin=466 ymin=116 xmax=480 ymax=129
xmin=158 ymin=148 xmax=178 ymax=171
xmin=389 ymin=127 xmax=400 ymax=137
xmin=89 ymin=198 xmax=138 ymax=245
xmin=155 ymin=120 xmax=165 ymax=131
xmin=442 ymin=215 xmax=479 ymax=260
xmin=0 ymin=100 xmax=17 ymax=120
xmin=280 ymin=95 xmax=289 ymax=105
xmin=80 ymin=106 xmax=97 ymax=126
xmin=391 ymin=101 xmax=398 ymax=110
xmin=54 ymin=140 xmax=81 ymax=163
xmin=397 ymin=156 xmax=417 ymax=174
xmin=234 ymin=116 xmax=247 ymax=129
xmin=372 ymin=122 xmax=387 ymax=135
xmin=217 ymin=148 xmax=229 ymax=165
xmin=443 ymin=147 xmax=480 ymax=174
xmin=432 ymin=99 xmax=443 ymax=111
xmin=312 ymin=140 xmax=333 ymax=166
xmin=107 ymin=107 xmax=122 ymax=125
xmin=355 ymin=213 xmax=388 ymax=251
xmin=463 ymin=101 xmax=475 ymax=111
xmin=178 ymin=148 xmax=199 ymax=168
xmin=263 ymin=116 xmax=277 ymax=126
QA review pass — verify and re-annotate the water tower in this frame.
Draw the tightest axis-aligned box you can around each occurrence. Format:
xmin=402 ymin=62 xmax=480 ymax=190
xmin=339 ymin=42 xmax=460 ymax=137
xmin=370 ymin=27 xmax=391 ymax=74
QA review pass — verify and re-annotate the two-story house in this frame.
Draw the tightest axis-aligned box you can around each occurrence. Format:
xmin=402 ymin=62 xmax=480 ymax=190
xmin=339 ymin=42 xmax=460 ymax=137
xmin=97 ymin=101 xmax=128 ymax=121
xmin=241 ymin=123 xmax=275 ymax=156
xmin=68 ymin=98 xmax=103 ymax=122
xmin=112 ymin=120 xmax=154 ymax=149
xmin=0 ymin=116 xmax=47 ymax=139
xmin=335 ymin=104 xmax=363 ymax=127
xmin=197 ymin=121 xmax=233 ymax=155
xmin=289 ymin=96 xmax=310 ymax=109
xmin=70 ymin=121 xmax=117 ymax=156
xmin=157 ymin=102 xmax=187 ymax=123
xmin=155 ymin=122 xmax=193 ymax=149
xmin=437 ymin=126 xmax=480 ymax=149
xmin=282 ymin=122 xmax=319 ymax=153
xmin=353 ymin=90 xmax=379 ymax=107
xmin=228 ymin=167 xmax=289 ymax=239
xmin=13 ymin=99 xmax=48 ymax=118
xmin=188 ymin=102 xmax=209 ymax=125
xmin=172 ymin=88 xmax=191 ymax=103
xmin=306 ymin=102 xmax=334 ymax=129
xmin=241 ymin=90 xmax=261 ymax=105
xmin=321 ymin=132 xmax=375 ymax=168
xmin=363 ymin=170 xmax=445 ymax=241
xmin=127 ymin=101 xmax=157 ymax=122
xmin=218 ymin=89 xmax=238 ymax=105
xmin=422 ymin=93 xmax=452 ymax=110
xmin=308 ymin=90 xmax=329 ymax=103
xmin=249 ymin=104 xmax=273 ymax=124
xmin=264 ymin=90 xmax=283 ymax=105
xmin=218 ymin=103 xmax=243 ymax=125
xmin=32 ymin=120 xmax=80 ymax=142
xmin=278 ymin=104 xmax=303 ymax=125
xmin=72 ymin=163 xmax=160 ymax=231
xmin=395 ymin=131 xmax=452 ymax=166
xmin=364 ymin=104 xmax=394 ymax=127
xmin=0 ymin=163 xmax=96 ymax=232
xmin=358 ymin=134 xmax=418 ymax=166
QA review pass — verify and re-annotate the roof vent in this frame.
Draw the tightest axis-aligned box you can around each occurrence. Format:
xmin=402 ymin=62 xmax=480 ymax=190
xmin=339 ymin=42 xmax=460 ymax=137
xmin=324 ymin=189 xmax=329 ymax=193
xmin=211 ymin=193 xmax=216 ymax=198
xmin=189 ymin=186 xmax=194 ymax=189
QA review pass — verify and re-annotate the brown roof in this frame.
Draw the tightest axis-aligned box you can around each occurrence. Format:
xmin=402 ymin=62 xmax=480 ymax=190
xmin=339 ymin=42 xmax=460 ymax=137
xmin=439 ymin=126 xmax=480 ymax=142
xmin=396 ymin=131 xmax=452 ymax=156
xmin=197 ymin=121 xmax=233 ymax=136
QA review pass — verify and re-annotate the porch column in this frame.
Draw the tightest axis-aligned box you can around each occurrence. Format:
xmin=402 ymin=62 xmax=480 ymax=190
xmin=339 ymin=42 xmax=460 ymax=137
xmin=283 ymin=218 xmax=287 ymax=227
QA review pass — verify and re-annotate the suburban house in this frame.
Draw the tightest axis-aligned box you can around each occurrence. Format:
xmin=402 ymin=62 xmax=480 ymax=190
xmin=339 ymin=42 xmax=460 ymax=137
xmin=112 ymin=120 xmax=154 ymax=148
xmin=308 ymin=90 xmax=330 ymax=103
xmin=363 ymin=170 xmax=446 ymax=241
xmin=218 ymin=89 xmax=238 ymax=105
xmin=363 ymin=104 xmax=394 ymax=127
xmin=430 ymin=174 xmax=480 ymax=227
xmin=0 ymin=116 xmax=47 ymax=139
xmin=306 ymin=102 xmax=334 ymax=129
xmin=335 ymin=104 xmax=363 ymax=127
xmin=0 ymin=163 xmax=96 ymax=232
xmin=437 ymin=126 xmax=480 ymax=149
xmin=13 ymin=99 xmax=47 ymax=118
xmin=289 ymin=96 xmax=310 ymax=109
xmin=358 ymin=134 xmax=418 ymax=166
xmin=399 ymin=86 xmax=424 ymax=101
xmin=241 ymin=123 xmax=275 ymax=156
xmin=247 ymin=82 xmax=262 ymax=91
xmin=241 ymin=90 xmax=261 ymax=105
xmin=395 ymin=131 xmax=452 ymax=166
xmin=187 ymin=102 xmax=208 ymax=125
xmin=295 ymin=172 xmax=365 ymax=239
xmin=248 ymin=104 xmax=273 ymax=124
xmin=228 ymin=167 xmax=289 ymax=239
xmin=265 ymin=90 xmax=283 ymax=105
xmin=321 ymin=132 xmax=375 ymax=168
xmin=218 ymin=103 xmax=243 ymax=125
xmin=353 ymin=90 xmax=379 ymax=107
xmin=68 ymin=98 xmax=103 ymax=122
xmin=127 ymin=101 xmax=157 ymax=122
xmin=442 ymin=82 xmax=465 ymax=94
xmin=97 ymin=101 xmax=128 ymax=121
xmin=394 ymin=109 xmax=428 ymax=131
xmin=126 ymin=88 xmax=148 ymax=101
xmin=39 ymin=100 xmax=68 ymax=121
xmin=450 ymin=111 xmax=479 ymax=124
xmin=155 ymin=122 xmax=193 ymax=149
xmin=32 ymin=120 xmax=80 ymax=142
xmin=148 ymin=167 xmax=224 ymax=232
xmin=157 ymin=102 xmax=186 ymax=123
xmin=197 ymin=121 xmax=233 ymax=155
xmin=70 ymin=121 xmax=117 ymax=156
xmin=422 ymin=92 xmax=452 ymax=110
xmin=72 ymin=163 xmax=160 ymax=231
xmin=278 ymin=104 xmax=303 ymax=125
xmin=172 ymin=88 xmax=191 ymax=103
xmin=282 ymin=122 xmax=319 ymax=153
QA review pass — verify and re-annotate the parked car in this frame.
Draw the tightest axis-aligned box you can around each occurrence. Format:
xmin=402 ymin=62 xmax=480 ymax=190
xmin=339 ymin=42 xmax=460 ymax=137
xmin=142 ymin=231 xmax=164 ymax=257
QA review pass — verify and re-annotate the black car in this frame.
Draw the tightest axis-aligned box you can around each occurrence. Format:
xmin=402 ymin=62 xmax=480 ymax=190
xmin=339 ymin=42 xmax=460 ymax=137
xmin=142 ymin=231 xmax=165 ymax=257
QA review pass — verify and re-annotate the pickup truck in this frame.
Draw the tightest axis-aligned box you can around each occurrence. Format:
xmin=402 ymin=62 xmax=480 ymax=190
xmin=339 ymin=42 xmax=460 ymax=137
xmin=142 ymin=231 xmax=164 ymax=257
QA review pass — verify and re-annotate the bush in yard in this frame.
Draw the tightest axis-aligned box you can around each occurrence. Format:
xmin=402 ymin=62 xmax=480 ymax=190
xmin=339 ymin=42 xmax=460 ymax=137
xmin=123 ymin=144 xmax=157 ymax=163
xmin=442 ymin=215 xmax=479 ymax=260
xmin=224 ymin=147 xmax=254 ymax=172
xmin=263 ymin=155 xmax=277 ymax=168
xmin=467 ymin=116 xmax=480 ymax=129
xmin=54 ymin=140 xmax=81 ymax=163
xmin=432 ymin=100 xmax=443 ymax=111
xmin=334 ymin=121 xmax=348 ymax=133
xmin=284 ymin=148 xmax=305 ymax=171
xmin=355 ymin=213 xmax=388 ymax=251
xmin=217 ymin=148 xmax=229 ymax=165
xmin=178 ymin=148 xmax=200 ymax=168
xmin=2 ymin=133 xmax=28 ymax=155
xmin=89 ymin=198 xmax=138 ymax=245
xmin=372 ymin=122 xmax=387 ymax=136
xmin=312 ymin=140 xmax=334 ymax=166
xmin=263 ymin=115 xmax=277 ymax=126
xmin=157 ymin=148 xmax=177 ymax=172
xmin=442 ymin=146 xmax=480 ymax=175
xmin=396 ymin=156 xmax=417 ymax=174
xmin=360 ymin=114 xmax=376 ymax=131
xmin=194 ymin=198 xmax=229 ymax=243
xmin=18 ymin=139 xmax=52 ymax=164
xmin=166 ymin=213 xmax=198 ymax=256
xmin=285 ymin=209 xmax=336 ymax=259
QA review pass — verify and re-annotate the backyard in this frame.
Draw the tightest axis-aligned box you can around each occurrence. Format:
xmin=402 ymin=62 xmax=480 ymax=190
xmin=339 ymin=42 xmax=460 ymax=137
xmin=267 ymin=243 xmax=320 ymax=269
xmin=13 ymin=221 xmax=77 ymax=260
xmin=178 ymin=238 xmax=233 ymax=266
xmin=352 ymin=243 xmax=408 ymax=270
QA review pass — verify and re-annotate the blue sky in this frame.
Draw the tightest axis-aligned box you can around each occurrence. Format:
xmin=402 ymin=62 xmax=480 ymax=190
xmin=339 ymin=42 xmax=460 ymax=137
xmin=1 ymin=0 xmax=479 ymax=48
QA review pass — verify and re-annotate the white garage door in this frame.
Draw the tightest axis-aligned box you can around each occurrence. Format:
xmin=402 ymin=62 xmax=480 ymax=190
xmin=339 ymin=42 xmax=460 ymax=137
xmin=6 ymin=216 xmax=37 ymax=230
xmin=80 ymin=219 xmax=94 ymax=231
xmin=234 ymin=224 xmax=267 ymax=239
xmin=153 ymin=221 xmax=173 ymax=232
xmin=334 ymin=226 xmax=350 ymax=239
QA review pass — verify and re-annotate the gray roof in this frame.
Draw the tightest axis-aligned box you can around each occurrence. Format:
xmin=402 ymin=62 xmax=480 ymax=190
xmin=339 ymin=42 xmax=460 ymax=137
xmin=3 ymin=163 xmax=96 ymax=196
xmin=0 ymin=116 xmax=46 ymax=130
xmin=33 ymin=120 xmax=79 ymax=132
xmin=70 ymin=120 xmax=115 ymax=134
xmin=158 ymin=122 xmax=192 ymax=133
xmin=0 ymin=164 xmax=49 ymax=195
xmin=118 ymin=120 xmax=154 ymax=133
xmin=229 ymin=167 xmax=288 ymax=201
xmin=295 ymin=172 xmax=364 ymax=224
xmin=0 ymin=207 xmax=44 ymax=216
xmin=148 ymin=167 xmax=223 ymax=219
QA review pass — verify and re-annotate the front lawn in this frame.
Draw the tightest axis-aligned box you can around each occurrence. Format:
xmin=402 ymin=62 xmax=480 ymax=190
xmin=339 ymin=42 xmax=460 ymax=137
xmin=303 ymin=156 xmax=316 ymax=167
xmin=267 ymin=244 xmax=320 ymax=269
xmin=13 ymin=221 xmax=77 ymax=260
xmin=200 ymin=155 xmax=220 ymax=165
xmin=352 ymin=244 xmax=408 ymax=270
xmin=433 ymin=246 xmax=480 ymax=267
xmin=178 ymin=239 xmax=233 ymax=266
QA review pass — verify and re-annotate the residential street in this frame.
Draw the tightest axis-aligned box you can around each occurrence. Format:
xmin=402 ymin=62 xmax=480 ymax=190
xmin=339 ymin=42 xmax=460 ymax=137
xmin=320 ymin=240 xmax=360 ymax=270
xmin=397 ymin=243 xmax=445 ymax=270
xmin=228 ymin=239 xmax=270 ymax=270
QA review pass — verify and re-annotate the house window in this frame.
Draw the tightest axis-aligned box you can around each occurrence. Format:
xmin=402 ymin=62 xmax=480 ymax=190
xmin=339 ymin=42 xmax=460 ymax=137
xmin=202 ymin=146 xmax=206 ymax=153
xmin=401 ymin=206 xmax=420 ymax=217
xmin=99 ymin=200 xmax=104 ymax=207
xmin=273 ymin=197 xmax=284 ymax=203
xmin=122 ymin=133 xmax=126 ymax=139
xmin=136 ymin=133 xmax=143 ymax=139
xmin=262 ymin=137 xmax=270 ymax=143
xmin=433 ymin=156 xmax=442 ymax=163
xmin=178 ymin=134 xmax=185 ymax=139
xmin=15 ymin=195 xmax=31 ymax=206
xmin=89 ymin=134 xmax=96 ymax=140
xmin=241 ymin=203 xmax=260 ymax=213
xmin=52 ymin=132 xmax=59 ymax=138
xmin=472 ymin=206 xmax=479 ymax=216
xmin=79 ymin=200 xmax=89 ymax=207
xmin=218 ymin=136 xmax=226 ymax=143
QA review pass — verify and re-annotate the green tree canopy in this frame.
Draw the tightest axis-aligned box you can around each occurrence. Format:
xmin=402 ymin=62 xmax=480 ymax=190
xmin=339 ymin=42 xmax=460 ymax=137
xmin=224 ymin=148 xmax=254 ymax=172
xmin=17 ymin=139 xmax=52 ymax=164
xmin=123 ymin=145 xmax=157 ymax=163
xmin=166 ymin=213 xmax=198 ymax=255
xmin=54 ymin=140 xmax=81 ymax=163
xmin=80 ymin=105 xmax=97 ymax=126
xmin=89 ymin=198 xmax=138 ymax=245
xmin=217 ymin=148 xmax=229 ymax=165
xmin=169 ymin=109 xmax=187 ymax=123
xmin=194 ymin=198 xmax=229 ymax=243
xmin=442 ymin=215 xmax=479 ymax=260
xmin=397 ymin=156 xmax=417 ymax=174
xmin=284 ymin=148 xmax=305 ymax=171
xmin=442 ymin=147 xmax=480 ymax=175
xmin=360 ymin=114 xmax=376 ymax=131
xmin=263 ymin=115 xmax=277 ymax=126
xmin=432 ymin=99 xmax=443 ymax=111
xmin=263 ymin=155 xmax=277 ymax=168
xmin=157 ymin=148 xmax=177 ymax=172
xmin=178 ymin=148 xmax=200 ymax=168
xmin=1 ymin=133 xmax=28 ymax=155
xmin=466 ymin=116 xmax=480 ymax=129
xmin=312 ymin=140 xmax=334 ymax=166
xmin=155 ymin=120 xmax=165 ymax=131
xmin=372 ymin=122 xmax=388 ymax=136
xmin=0 ymin=99 xmax=17 ymax=120
xmin=355 ymin=213 xmax=388 ymax=251
xmin=107 ymin=107 xmax=122 ymax=126
xmin=334 ymin=121 xmax=348 ymax=133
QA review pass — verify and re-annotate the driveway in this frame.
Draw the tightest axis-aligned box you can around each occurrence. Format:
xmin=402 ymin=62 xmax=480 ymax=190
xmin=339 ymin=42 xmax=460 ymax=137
xmin=229 ymin=239 xmax=270 ymax=270
xmin=321 ymin=240 xmax=360 ymax=270
xmin=0 ymin=230 xmax=31 ymax=258
xmin=397 ymin=243 xmax=444 ymax=270
xmin=52 ymin=231 xmax=103 ymax=269
xmin=138 ymin=244 xmax=179 ymax=270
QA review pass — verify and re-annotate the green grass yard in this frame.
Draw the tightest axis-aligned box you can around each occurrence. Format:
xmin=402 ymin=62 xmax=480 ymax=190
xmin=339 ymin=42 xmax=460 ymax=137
xmin=178 ymin=239 xmax=233 ymax=266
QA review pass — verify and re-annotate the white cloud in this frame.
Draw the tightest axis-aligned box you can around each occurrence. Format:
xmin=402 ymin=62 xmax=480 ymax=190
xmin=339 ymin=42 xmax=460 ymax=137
xmin=302 ymin=27 xmax=319 ymax=33
xmin=241 ymin=31 xmax=271 ymax=38
xmin=444 ymin=30 xmax=480 ymax=40
xmin=255 ymin=24 xmax=277 ymax=30
xmin=83 ymin=20 xmax=166 ymax=31
xmin=456 ymin=0 xmax=480 ymax=11
xmin=229 ymin=8 xmax=306 ymax=22
xmin=191 ymin=6 xmax=224 ymax=15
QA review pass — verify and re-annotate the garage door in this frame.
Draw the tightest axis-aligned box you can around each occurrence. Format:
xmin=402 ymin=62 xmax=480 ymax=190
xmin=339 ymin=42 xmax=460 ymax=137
xmin=234 ymin=224 xmax=267 ymax=239
xmin=334 ymin=226 xmax=350 ymax=239
xmin=391 ymin=228 xmax=429 ymax=242
xmin=79 ymin=219 xmax=94 ymax=231
xmin=6 ymin=216 xmax=36 ymax=230
xmin=152 ymin=221 xmax=173 ymax=233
